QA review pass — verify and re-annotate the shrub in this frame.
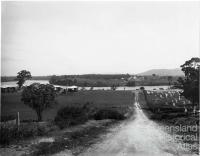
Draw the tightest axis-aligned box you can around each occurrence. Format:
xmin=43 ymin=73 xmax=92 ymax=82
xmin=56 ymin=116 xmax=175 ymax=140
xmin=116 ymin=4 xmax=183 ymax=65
xmin=174 ymin=117 xmax=199 ymax=126
xmin=0 ymin=124 xmax=17 ymax=145
xmin=17 ymin=124 xmax=37 ymax=138
xmin=93 ymin=109 xmax=125 ymax=120
xmin=0 ymin=122 xmax=51 ymax=146
xmin=1 ymin=115 xmax=16 ymax=122
xmin=54 ymin=106 xmax=88 ymax=129
xmin=54 ymin=105 xmax=126 ymax=129
xmin=32 ymin=139 xmax=67 ymax=155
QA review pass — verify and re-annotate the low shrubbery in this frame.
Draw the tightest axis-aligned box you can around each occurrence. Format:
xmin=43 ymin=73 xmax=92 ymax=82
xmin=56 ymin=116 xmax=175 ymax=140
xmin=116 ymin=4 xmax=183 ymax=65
xmin=54 ymin=106 xmax=88 ymax=129
xmin=0 ymin=122 xmax=56 ymax=146
xmin=1 ymin=102 xmax=129 ymax=146
xmin=150 ymin=112 xmax=187 ymax=120
xmin=1 ymin=104 xmax=129 ymax=146
xmin=1 ymin=115 xmax=16 ymax=122
xmin=54 ymin=104 xmax=126 ymax=129
xmin=165 ymin=115 xmax=199 ymax=126
xmin=0 ymin=124 xmax=18 ymax=145
xmin=93 ymin=109 xmax=125 ymax=120
xmin=32 ymin=141 xmax=66 ymax=156
xmin=32 ymin=120 xmax=114 ymax=156
xmin=175 ymin=116 xmax=199 ymax=126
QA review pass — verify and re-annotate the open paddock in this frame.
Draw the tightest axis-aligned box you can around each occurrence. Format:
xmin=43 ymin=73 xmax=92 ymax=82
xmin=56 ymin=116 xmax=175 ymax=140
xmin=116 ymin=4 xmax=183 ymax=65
xmin=1 ymin=90 xmax=134 ymax=121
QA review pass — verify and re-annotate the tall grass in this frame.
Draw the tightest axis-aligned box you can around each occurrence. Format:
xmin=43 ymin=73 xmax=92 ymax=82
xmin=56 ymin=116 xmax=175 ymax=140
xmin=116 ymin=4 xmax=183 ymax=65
xmin=0 ymin=122 xmax=56 ymax=146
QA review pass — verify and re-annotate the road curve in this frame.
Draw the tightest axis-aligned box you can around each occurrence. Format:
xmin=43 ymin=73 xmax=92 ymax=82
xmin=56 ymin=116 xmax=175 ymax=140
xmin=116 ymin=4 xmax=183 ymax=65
xmin=80 ymin=92 xmax=197 ymax=156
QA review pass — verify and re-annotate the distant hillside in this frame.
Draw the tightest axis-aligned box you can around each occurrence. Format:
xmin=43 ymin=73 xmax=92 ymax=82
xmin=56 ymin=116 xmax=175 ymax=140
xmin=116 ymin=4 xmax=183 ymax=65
xmin=138 ymin=68 xmax=184 ymax=76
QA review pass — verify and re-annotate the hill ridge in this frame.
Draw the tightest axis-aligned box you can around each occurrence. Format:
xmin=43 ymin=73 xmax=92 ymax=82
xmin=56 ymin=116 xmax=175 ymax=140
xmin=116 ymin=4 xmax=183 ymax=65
xmin=137 ymin=68 xmax=184 ymax=76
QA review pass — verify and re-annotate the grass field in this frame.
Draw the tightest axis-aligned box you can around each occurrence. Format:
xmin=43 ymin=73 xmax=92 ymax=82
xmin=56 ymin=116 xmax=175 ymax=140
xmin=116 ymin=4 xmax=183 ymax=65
xmin=1 ymin=90 xmax=134 ymax=121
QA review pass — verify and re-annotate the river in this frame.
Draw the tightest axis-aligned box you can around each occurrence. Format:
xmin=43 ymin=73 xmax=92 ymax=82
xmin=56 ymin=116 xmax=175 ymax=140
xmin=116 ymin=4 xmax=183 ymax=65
xmin=1 ymin=80 xmax=169 ymax=91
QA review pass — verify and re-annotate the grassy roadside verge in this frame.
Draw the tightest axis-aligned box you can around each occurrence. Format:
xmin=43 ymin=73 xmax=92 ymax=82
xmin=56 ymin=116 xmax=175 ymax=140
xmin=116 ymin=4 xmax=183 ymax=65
xmin=29 ymin=120 xmax=119 ymax=156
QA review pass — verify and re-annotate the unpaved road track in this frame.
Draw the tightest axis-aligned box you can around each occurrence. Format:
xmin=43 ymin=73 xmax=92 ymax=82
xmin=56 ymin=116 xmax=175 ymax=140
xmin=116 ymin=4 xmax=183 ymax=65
xmin=79 ymin=92 xmax=198 ymax=156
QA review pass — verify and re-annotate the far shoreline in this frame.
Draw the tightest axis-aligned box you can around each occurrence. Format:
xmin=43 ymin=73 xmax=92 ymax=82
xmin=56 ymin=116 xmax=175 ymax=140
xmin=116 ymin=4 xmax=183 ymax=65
xmin=1 ymin=79 xmax=171 ymax=89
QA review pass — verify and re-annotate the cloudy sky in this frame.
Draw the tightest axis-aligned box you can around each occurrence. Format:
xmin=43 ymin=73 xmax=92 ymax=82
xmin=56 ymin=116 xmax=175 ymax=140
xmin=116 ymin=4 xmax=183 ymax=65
xmin=2 ymin=1 xmax=200 ymax=76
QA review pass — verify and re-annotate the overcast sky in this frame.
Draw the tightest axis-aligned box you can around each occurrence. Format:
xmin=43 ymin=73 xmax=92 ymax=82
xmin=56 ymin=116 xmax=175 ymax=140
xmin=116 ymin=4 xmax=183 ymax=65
xmin=1 ymin=1 xmax=200 ymax=76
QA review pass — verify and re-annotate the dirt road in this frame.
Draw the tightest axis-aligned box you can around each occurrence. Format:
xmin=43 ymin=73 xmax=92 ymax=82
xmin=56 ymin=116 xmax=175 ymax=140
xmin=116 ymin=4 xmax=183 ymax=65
xmin=79 ymin=92 xmax=198 ymax=156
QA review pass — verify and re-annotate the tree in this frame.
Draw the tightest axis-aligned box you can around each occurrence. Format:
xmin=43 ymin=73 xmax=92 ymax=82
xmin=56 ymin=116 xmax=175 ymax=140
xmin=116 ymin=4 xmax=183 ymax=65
xmin=177 ymin=57 xmax=200 ymax=110
xmin=140 ymin=86 xmax=145 ymax=90
xmin=73 ymin=79 xmax=77 ymax=84
xmin=49 ymin=75 xmax=57 ymax=84
xmin=16 ymin=70 xmax=32 ymax=89
xmin=126 ymin=80 xmax=136 ymax=86
xmin=21 ymin=83 xmax=56 ymax=121
xmin=111 ymin=85 xmax=117 ymax=90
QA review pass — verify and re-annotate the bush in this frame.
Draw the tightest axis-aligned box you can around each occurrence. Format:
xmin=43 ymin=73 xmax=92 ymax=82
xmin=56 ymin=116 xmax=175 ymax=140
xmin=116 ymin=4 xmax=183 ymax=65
xmin=54 ymin=106 xmax=88 ymax=129
xmin=17 ymin=124 xmax=38 ymax=138
xmin=54 ymin=105 xmax=126 ymax=129
xmin=93 ymin=109 xmax=125 ymax=120
xmin=0 ymin=124 xmax=18 ymax=145
xmin=1 ymin=115 xmax=16 ymax=122
xmin=174 ymin=117 xmax=199 ymax=126
xmin=0 ymin=122 xmax=51 ymax=146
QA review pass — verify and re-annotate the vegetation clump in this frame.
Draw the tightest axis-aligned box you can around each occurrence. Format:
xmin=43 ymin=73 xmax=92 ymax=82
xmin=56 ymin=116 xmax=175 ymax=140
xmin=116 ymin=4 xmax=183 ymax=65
xmin=21 ymin=83 xmax=56 ymax=121
xmin=16 ymin=70 xmax=32 ymax=89
xmin=54 ymin=106 xmax=88 ymax=129
xmin=0 ymin=122 xmax=54 ymax=146
xmin=54 ymin=104 xmax=126 ymax=129
xmin=93 ymin=109 xmax=125 ymax=120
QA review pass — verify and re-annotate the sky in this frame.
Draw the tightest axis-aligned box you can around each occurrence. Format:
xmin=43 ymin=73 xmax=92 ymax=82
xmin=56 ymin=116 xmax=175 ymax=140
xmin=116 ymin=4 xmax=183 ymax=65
xmin=1 ymin=1 xmax=200 ymax=76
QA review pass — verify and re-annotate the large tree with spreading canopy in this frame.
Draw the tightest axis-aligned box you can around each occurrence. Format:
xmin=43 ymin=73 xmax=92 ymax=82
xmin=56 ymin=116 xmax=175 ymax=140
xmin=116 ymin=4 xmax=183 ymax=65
xmin=21 ymin=83 xmax=56 ymax=121
xmin=16 ymin=70 xmax=32 ymax=89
